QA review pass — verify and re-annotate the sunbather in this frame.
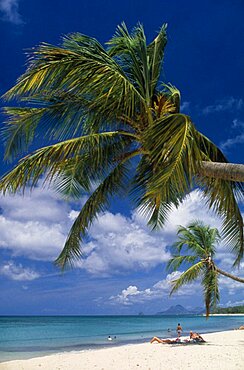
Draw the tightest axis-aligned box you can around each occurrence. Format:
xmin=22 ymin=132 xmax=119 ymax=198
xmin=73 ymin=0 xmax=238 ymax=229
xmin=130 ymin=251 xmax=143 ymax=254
xmin=150 ymin=336 xmax=180 ymax=344
xmin=189 ymin=331 xmax=205 ymax=342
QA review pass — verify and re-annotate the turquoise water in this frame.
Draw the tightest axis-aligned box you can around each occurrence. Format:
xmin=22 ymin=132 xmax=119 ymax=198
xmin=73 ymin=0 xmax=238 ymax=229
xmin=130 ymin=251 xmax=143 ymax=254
xmin=1 ymin=315 xmax=243 ymax=362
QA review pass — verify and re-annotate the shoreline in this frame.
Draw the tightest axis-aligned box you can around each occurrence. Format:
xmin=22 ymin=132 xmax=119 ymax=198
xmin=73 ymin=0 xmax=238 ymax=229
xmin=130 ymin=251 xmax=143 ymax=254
xmin=1 ymin=330 xmax=243 ymax=370
xmin=207 ymin=313 xmax=244 ymax=316
xmin=0 ymin=326 xmax=242 ymax=363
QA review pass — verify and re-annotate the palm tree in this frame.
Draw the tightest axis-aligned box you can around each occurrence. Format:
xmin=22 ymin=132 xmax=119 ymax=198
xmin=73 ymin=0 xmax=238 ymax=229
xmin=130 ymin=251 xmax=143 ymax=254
xmin=167 ymin=221 xmax=244 ymax=317
xmin=0 ymin=23 xmax=243 ymax=269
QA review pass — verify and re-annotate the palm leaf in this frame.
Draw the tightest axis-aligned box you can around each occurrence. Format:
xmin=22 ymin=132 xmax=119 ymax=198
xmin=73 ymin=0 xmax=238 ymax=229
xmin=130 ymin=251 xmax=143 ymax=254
xmin=0 ymin=131 xmax=133 ymax=193
xmin=2 ymin=107 xmax=45 ymax=161
xmin=202 ymin=267 xmax=220 ymax=317
xmin=139 ymin=114 xmax=203 ymax=228
xmin=147 ymin=24 xmax=167 ymax=97
xmin=3 ymin=36 xmax=145 ymax=122
xmin=195 ymin=131 xmax=244 ymax=265
xmin=172 ymin=227 xmax=207 ymax=257
xmin=107 ymin=22 xmax=152 ymax=104
xmin=55 ymin=161 xmax=130 ymax=269
xmin=170 ymin=261 xmax=204 ymax=295
xmin=167 ymin=255 xmax=199 ymax=271
xmin=52 ymin=155 xmax=91 ymax=199
xmin=199 ymin=176 xmax=244 ymax=265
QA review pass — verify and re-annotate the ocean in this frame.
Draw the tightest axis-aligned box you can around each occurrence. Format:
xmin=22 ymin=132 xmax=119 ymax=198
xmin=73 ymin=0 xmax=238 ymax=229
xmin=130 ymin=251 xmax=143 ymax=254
xmin=0 ymin=315 xmax=243 ymax=362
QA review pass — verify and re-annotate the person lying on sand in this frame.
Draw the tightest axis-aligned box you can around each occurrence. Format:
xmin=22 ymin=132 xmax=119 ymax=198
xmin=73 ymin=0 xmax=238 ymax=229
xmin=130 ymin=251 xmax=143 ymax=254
xmin=150 ymin=332 xmax=205 ymax=344
xmin=189 ymin=331 xmax=205 ymax=342
xmin=150 ymin=336 xmax=180 ymax=344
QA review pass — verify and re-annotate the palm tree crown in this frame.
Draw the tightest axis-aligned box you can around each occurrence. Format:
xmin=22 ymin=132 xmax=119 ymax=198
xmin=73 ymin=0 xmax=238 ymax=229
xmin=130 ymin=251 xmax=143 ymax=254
xmin=168 ymin=221 xmax=244 ymax=317
xmin=1 ymin=23 xmax=243 ymax=268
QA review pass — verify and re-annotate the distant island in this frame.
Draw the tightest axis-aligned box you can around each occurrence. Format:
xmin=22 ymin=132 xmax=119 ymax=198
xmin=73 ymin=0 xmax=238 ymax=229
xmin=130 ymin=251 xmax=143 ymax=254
xmin=156 ymin=305 xmax=204 ymax=315
xmin=156 ymin=304 xmax=244 ymax=315
xmin=212 ymin=305 xmax=244 ymax=314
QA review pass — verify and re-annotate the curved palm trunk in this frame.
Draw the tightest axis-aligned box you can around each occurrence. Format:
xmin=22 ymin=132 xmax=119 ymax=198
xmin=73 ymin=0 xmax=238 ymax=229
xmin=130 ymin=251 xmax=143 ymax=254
xmin=216 ymin=267 xmax=244 ymax=283
xmin=200 ymin=161 xmax=244 ymax=182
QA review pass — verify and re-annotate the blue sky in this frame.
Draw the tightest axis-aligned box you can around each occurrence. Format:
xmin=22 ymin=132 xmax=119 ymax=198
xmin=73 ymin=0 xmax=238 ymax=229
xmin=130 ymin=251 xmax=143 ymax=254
xmin=0 ymin=0 xmax=243 ymax=315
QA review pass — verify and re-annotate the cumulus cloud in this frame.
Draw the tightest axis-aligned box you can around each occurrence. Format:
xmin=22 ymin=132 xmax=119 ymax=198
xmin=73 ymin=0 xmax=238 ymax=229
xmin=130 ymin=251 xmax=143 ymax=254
xmin=202 ymin=97 xmax=243 ymax=114
xmin=76 ymin=190 xmax=223 ymax=275
xmin=219 ymin=274 xmax=244 ymax=295
xmin=110 ymin=266 xmax=244 ymax=307
xmin=0 ymin=186 xmax=74 ymax=260
xmin=1 ymin=183 xmax=237 ymax=278
xmin=0 ymin=0 xmax=23 ymax=24
xmin=0 ymin=187 xmax=225 ymax=273
xmin=0 ymin=261 xmax=40 ymax=281
xmin=110 ymin=271 xmax=198 ymax=305
xmin=76 ymin=212 xmax=171 ymax=275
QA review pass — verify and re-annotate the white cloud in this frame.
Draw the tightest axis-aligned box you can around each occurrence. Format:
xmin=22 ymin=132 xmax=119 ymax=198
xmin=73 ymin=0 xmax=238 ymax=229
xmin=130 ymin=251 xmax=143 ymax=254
xmin=110 ymin=271 xmax=199 ymax=305
xmin=0 ymin=185 xmax=74 ymax=260
xmin=76 ymin=211 xmax=171 ymax=275
xmin=0 ymin=261 xmax=40 ymax=281
xmin=203 ymin=97 xmax=243 ymax=114
xmin=110 ymin=267 xmax=244 ymax=307
xmin=0 ymin=185 xmax=235 ymax=276
xmin=76 ymin=190 xmax=222 ymax=275
xmin=222 ymin=299 xmax=244 ymax=307
xmin=232 ymin=118 xmax=244 ymax=129
xmin=220 ymin=133 xmax=244 ymax=151
xmin=219 ymin=274 xmax=244 ymax=295
xmin=0 ymin=0 xmax=23 ymax=24
xmin=219 ymin=117 xmax=244 ymax=151
xmin=180 ymin=101 xmax=190 ymax=112
xmin=0 ymin=187 xmax=70 ymax=223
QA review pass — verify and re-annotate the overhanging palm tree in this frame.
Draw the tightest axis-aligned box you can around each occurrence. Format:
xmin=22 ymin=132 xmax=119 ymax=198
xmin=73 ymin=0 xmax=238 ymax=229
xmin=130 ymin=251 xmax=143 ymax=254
xmin=0 ymin=23 xmax=243 ymax=269
xmin=167 ymin=221 xmax=244 ymax=317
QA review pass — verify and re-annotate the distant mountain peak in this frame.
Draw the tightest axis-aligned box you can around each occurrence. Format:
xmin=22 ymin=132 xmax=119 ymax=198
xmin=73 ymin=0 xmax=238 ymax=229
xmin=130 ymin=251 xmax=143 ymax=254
xmin=156 ymin=305 xmax=204 ymax=315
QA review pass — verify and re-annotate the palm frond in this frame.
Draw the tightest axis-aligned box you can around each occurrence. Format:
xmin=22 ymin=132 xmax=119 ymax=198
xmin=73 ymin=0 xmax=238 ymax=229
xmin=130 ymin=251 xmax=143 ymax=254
xmin=187 ymin=131 xmax=244 ymax=266
xmin=3 ymin=35 xmax=145 ymax=122
xmin=2 ymin=107 xmax=45 ymax=161
xmin=107 ymin=22 xmax=152 ymax=104
xmin=0 ymin=131 xmax=133 ymax=193
xmin=130 ymin=156 xmax=181 ymax=228
xmin=171 ymin=227 xmax=207 ymax=258
xmin=147 ymin=24 xmax=167 ymax=97
xmin=170 ymin=261 xmax=204 ymax=295
xmin=167 ymin=255 xmax=199 ymax=271
xmin=52 ymin=155 xmax=91 ymax=199
xmin=162 ymin=83 xmax=181 ymax=113
xmin=202 ymin=267 xmax=220 ymax=317
xmin=55 ymin=161 xmax=130 ymax=269
xmin=139 ymin=114 xmax=203 ymax=228
xmin=199 ymin=176 xmax=244 ymax=266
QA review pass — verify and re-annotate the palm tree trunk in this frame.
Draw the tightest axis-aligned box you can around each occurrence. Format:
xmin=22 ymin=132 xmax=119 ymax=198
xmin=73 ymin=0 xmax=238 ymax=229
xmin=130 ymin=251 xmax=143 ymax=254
xmin=216 ymin=267 xmax=244 ymax=283
xmin=199 ymin=161 xmax=244 ymax=182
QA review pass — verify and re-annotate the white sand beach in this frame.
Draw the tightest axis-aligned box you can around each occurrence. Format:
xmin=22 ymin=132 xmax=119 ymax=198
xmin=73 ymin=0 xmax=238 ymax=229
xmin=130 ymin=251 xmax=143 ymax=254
xmin=0 ymin=330 xmax=243 ymax=370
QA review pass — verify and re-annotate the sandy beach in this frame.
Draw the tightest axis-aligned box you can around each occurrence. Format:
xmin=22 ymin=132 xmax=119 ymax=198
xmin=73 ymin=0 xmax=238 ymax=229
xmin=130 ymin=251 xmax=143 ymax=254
xmin=0 ymin=330 xmax=243 ymax=370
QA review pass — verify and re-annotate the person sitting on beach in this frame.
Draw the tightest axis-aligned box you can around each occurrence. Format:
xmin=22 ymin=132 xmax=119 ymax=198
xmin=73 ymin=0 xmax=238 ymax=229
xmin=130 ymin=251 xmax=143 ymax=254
xmin=189 ymin=331 xmax=205 ymax=342
xmin=150 ymin=336 xmax=180 ymax=344
xmin=176 ymin=323 xmax=183 ymax=338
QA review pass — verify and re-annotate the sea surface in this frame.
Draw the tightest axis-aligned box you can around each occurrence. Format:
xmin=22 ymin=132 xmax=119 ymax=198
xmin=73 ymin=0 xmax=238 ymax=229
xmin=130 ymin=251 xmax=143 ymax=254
xmin=0 ymin=315 xmax=243 ymax=362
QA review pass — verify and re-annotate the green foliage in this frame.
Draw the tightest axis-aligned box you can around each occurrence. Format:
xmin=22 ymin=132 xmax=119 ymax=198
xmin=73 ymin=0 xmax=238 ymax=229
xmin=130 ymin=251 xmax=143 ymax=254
xmin=213 ymin=305 xmax=244 ymax=314
xmin=168 ymin=222 xmax=242 ymax=317
xmin=1 ymin=23 xmax=243 ymax=269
